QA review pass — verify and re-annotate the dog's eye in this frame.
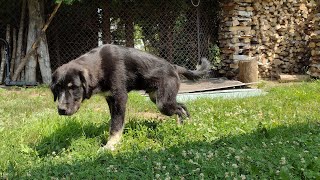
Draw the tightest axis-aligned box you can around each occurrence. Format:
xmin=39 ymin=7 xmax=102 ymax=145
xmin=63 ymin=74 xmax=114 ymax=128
xmin=70 ymin=85 xmax=79 ymax=90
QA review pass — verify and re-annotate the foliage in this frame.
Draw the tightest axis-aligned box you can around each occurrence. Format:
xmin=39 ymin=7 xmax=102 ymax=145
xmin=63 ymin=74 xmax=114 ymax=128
xmin=208 ymin=43 xmax=221 ymax=69
xmin=0 ymin=81 xmax=320 ymax=179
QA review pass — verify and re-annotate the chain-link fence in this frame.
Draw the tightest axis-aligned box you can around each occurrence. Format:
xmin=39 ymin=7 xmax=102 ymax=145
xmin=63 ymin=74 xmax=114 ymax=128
xmin=0 ymin=0 xmax=221 ymax=83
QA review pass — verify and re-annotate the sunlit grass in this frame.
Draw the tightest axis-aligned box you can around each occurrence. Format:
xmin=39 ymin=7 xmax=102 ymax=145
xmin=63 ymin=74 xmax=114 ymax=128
xmin=0 ymin=81 xmax=319 ymax=179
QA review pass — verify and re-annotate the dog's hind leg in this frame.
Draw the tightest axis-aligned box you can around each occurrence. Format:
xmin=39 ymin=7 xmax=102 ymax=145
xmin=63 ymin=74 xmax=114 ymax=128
xmin=154 ymin=79 xmax=190 ymax=124
xmin=102 ymin=92 xmax=128 ymax=151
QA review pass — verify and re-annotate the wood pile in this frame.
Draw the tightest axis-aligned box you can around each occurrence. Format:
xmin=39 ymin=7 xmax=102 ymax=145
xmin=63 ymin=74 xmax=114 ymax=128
xmin=218 ymin=0 xmax=254 ymax=78
xmin=251 ymin=0 xmax=316 ymax=78
xmin=219 ymin=0 xmax=317 ymax=79
xmin=308 ymin=13 xmax=320 ymax=78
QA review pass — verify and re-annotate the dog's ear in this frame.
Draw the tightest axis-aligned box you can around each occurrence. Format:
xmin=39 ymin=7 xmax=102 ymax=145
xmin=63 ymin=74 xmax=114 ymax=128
xmin=79 ymin=69 xmax=92 ymax=99
xmin=50 ymin=73 xmax=58 ymax=102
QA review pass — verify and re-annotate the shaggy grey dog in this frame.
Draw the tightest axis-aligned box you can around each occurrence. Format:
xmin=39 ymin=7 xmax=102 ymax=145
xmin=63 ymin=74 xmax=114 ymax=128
xmin=50 ymin=44 xmax=210 ymax=150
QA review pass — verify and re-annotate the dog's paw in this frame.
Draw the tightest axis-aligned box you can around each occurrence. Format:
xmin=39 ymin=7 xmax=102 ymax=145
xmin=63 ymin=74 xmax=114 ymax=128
xmin=97 ymin=144 xmax=116 ymax=153
xmin=176 ymin=114 xmax=189 ymax=125
xmin=98 ymin=138 xmax=122 ymax=153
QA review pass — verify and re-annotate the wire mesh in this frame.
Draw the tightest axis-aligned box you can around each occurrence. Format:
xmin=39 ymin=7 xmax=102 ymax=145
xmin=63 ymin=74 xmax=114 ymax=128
xmin=0 ymin=0 xmax=221 ymax=83
xmin=46 ymin=0 xmax=220 ymax=71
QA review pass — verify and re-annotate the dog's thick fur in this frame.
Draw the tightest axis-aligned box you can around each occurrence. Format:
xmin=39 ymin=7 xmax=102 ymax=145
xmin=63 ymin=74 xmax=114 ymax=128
xmin=50 ymin=44 xmax=210 ymax=150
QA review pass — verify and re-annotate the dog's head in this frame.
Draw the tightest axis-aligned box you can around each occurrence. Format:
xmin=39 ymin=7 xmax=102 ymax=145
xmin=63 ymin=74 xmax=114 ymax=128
xmin=50 ymin=63 xmax=91 ymax=116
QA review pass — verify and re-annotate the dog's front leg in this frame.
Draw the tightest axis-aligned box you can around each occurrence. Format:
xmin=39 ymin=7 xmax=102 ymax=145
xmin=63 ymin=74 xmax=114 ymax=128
xmin=102 ymin=93 xmax=128 ymax=151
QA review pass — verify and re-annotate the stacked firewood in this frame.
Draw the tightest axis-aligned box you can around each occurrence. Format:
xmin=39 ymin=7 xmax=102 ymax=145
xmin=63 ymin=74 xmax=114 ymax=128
xmin=219 ymin=0 xmax=317 ymax=79
xmin=218 ymin=0 xmax=254 ymax=78
xmin=251 ymin=0 xmax=316 ymax=78
xmin=308 ymin=13 xmax=320 ymax=78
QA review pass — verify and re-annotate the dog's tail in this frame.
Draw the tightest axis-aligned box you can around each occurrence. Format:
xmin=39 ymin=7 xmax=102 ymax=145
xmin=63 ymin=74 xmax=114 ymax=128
xmin=174 ymin=57 xmax=211 ymax=80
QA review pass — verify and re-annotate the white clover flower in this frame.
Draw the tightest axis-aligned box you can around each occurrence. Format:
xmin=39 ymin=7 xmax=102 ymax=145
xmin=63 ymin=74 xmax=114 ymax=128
xmin=232 ymin=164 xmax=238 ymax=168
xmin=280 ymin=157 xmax=286 ymax=165
xmin=155 ymin=174 xmax=160 ymax=179
xmin=240 ymin=174 xmax=246 ymax=180
xmin=228 ymin=147 xmax=236 ymax=153
xmin=235 ymin=155 xmax=241 ymax=161
xmin=207 ymin=151 xmax=214 ymax=159
xmin=301 ymin=158 xmax=305 ymax=164
xmin=225 ymin=172 xmax=229 ymax=178
xmin=195 ymin=152 xmax=200 ymax=159
xmin=200 ymin=173 xmax=204 ymax=180
xmin=193 ymin=168 xmax=200 ymax=172
xmin=165 ymin=172 xmax=170 ymax=180
xmin=182 ymin=150 xmax=187 ymax=157
xmin=262 ymin=142 xmax=267 ymax=147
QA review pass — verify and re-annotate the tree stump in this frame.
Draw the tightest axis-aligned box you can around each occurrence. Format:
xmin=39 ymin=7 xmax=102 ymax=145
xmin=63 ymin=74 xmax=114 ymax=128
xmin=238 ymin=60 xmax=258 ymax=83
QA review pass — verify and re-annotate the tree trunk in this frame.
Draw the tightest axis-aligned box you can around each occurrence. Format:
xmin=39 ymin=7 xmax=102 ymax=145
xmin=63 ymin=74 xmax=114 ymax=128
xmin=25 ymin=0 xmax=39 ymax=83
xmin=25 ymin=0 xmax=52 ymax=84
xmin=0 ymin=48 xmax=5 ymax=84
xmin=37 ymin=0 xmax=52 ymax=84
xmin=0 ymin=24 xmax=10 ymax=84
xmin=238 ymin=60 xmax=258 ymax=83
xmin=15 ymin=0 xmax=27 ymax=80
xmin=10 ymin=28 xmax=17 ymax=78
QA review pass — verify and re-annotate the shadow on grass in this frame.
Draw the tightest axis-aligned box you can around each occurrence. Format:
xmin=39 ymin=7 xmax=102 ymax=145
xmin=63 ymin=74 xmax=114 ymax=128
xmin=35 ymin=118 xmax=161 ymax=157
xmin=35 ymin=120 xmax=109 ymax=157
xmin=28 ymin=121 xmax=320 ymax=179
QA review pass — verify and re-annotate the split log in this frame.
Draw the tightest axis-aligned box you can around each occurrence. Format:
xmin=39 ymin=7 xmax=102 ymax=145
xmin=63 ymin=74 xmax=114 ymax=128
xmin=238 ymin=60 xmax=258 ymax=83
xmin=278 ymin=74 xmax=310 ymax=83
xmin=10 ymin=28 xmax=17 ymax=78
xmin=37 ymin=0 xmax=53 ymax=84
xmin=14 ymin=0 xmax=27 ymax=80
xmin=0 ymin=24 xmax=11 ymax=84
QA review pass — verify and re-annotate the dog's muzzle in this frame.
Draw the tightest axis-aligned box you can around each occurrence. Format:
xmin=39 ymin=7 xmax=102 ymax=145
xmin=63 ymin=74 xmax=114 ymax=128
xmin=58 ymin=107 xmax=70 ymax=116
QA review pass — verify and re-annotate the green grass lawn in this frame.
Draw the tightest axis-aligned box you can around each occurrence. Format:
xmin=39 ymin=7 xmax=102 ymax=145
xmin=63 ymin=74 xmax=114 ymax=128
xmin=0 ymin=81 xmax=320 ymax=179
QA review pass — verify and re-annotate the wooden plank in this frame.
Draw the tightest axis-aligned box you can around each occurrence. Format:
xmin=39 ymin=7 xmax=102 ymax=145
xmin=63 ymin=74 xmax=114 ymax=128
xmin=179 ymin=78 xmax=247 ymax=93
xmin=177 ymin=89 xmax=266 ymax=102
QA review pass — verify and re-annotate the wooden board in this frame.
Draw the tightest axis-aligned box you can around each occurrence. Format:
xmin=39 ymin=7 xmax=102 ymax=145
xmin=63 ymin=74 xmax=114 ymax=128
xmin=177 ymin=89 xmax=266 ymax=102
xmin=179 ymin=78 xmax=248 ymax=94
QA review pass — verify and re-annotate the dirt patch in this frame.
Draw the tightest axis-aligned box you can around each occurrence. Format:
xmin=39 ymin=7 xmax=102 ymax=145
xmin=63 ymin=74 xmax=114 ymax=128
xmin=129 ymin=112 xmax=167 ymax=120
